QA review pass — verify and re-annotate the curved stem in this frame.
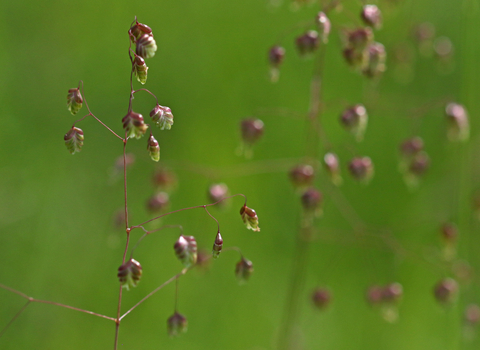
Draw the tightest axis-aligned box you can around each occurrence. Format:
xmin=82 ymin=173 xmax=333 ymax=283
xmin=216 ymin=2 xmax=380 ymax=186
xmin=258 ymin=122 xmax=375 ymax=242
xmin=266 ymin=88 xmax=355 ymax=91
xmin=131 ymin=194 xmax=247 ymax=228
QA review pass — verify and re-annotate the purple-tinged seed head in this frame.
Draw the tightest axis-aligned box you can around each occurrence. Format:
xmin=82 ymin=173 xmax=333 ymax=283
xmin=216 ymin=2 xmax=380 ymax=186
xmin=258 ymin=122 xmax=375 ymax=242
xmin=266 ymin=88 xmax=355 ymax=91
xmin=289 ymin=164 xmax=315 ymax=188
xmin=311 ymin=287 xmax=332 ymax=309
xmin=434 ymin=278 xmax=458 ymax=304
xmin=361 ymin=5 xmax=382 ymax=29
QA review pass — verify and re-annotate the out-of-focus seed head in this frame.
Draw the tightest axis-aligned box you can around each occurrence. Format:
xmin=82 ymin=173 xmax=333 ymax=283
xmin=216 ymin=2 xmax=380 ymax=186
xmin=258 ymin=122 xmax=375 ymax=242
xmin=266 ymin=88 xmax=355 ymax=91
xmin=434 ymin=278 xmax=459 ymax=304
xmin=268 ymin=45 xmax=285 ymax=82
xmin=212 ymin=232 xmax=223 ymax=259
xmin=240 ymin=204 xmax=260 ymax=232
xmin=147 ymin=192 xmax=170 ymax=213
xmin=414 ymin=22 xmax=436 ymax=57
xmin=136 ymin=33 xmax=157 ymax=59
xmin=446 ymin=102 xmax=469 ymax=142
xmin=434 ymin=36 xmax=453 ymax=59
xmin=401 ymin=151 xmax=429 ymax=189
xmin=64 ymin=127 xmax=84 ymax=154
xmin=241 ymin=118 xmax=264 ymax=145
xmin=301 ymin=188 xmax=322 ymax=213
xmin=208 ymin=183 xmax=230 ymax=206
xmin=195 ymin=249 xmax=212 ymax=271
xmin=340 ymin=105 xmax=368 ymax=142
xmin=343 ymin=46 xmax=369 ymax=69
xmin=408 ymin=152 xmax=429 ymax=176
xmin=122 ymin=111 xmax=148 ymax=139
xmin=311 ymin=287 xmax=332 ymax=310
xmin=150 ymin=104 xmax=174 ymax=130
xmin=348 ymin=157 xmax=374 ymax=183
xmin=147 ymin=134 xmax=160 ymax=162
xmin=347 ymin=27 xmax=374 ymax=51
xmin=316 ymin=12 xmax=331 ymax=43
xmin=363 ymin=42 xmax=386 ymax=78
xmin=67 ymin=88 xmax=83 ymax=115
xmin=361 ymin=5 xmax=382 ymax=29
xmin=453 ymin=260 xmax=473 ymax=284
xmin=167 ymin=312 xmax=188 ymax=337
xmin=366 ymin=285 xmax=384 ymax=306
xmin=235 ymin=257 xmax=254 ymax=284
xmin=400 ymin=137 xmax=424 ymax=156
xmin=152 ymin=167 xmax=177 ymax=192
xmin=134 ymin=55 xmax=148 ymax=85
xmin=441 ymin=222 xmax=458 ymax=244
xmin=269 ymin=45 xmax=285 ymax=68
xmin=382 ymin=282 xmax=403 ymax=303
xmin=296 ymin=30 xmax=319 ymax=57
xmin=289 ymin=164 xmax=315 ymax=188
xmin=324 ymin=153 xmax=343 ymax=186
xmin=415 ymin=22 xmax=435 ymax=42
xmin=117 ymin=258 xmax=142 ymax=291
xmin=465 ymin=304 xmax=480 ymax=325
xmin=174 ymin=235 xmax=198 ymax=268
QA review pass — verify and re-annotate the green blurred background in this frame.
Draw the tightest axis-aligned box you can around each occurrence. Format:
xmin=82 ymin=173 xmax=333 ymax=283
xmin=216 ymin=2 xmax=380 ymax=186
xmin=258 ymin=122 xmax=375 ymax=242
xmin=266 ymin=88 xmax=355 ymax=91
xmin=1 ymin=0 xmax=480 ymax=349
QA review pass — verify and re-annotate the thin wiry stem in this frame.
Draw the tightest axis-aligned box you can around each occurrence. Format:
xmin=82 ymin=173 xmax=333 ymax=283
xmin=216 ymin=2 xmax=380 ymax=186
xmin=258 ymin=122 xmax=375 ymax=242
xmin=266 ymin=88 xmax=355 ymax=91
xmin=0 ymin=283 xmax=115 ymax=337
xmin=131 ymin=194 xmax=247 ymax=228
xmin=120 ymin=270 xmax=186 ymax=321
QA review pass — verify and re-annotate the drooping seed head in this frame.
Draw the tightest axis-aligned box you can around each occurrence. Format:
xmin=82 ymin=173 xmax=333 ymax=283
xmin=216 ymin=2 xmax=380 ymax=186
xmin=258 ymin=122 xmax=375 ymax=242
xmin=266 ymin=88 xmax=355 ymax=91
xmin=434 ymin=278 xmax=458 ymax=304
xmin=150 ymin=104 xmax=174 ymax=130
xmin=296 ymin=30 xmax=319 ymax=56
xmin=64 ymin=127 xmax=84 ymax=154
xmin=289 ymin=164 xmax=315 ymax=188
xmin=240 ymin=204 xmax=260 ymax=232
xmin=135 ymin=33 xmax=157 ymax=59
xmin=129 ymin=20 xmax=153 ymax=42
xmin=167 ymin=312 xmax=188 ymax=337
xmin=134 ymin=55 xmax=148 ymax=84
xmin=311 ymin=287 xmax=332 ymax=310
xmin=66 ymin=88 xmax=83 ymax=115
xmin=340 ymin=105 xmax=368 ymax=141
xmin=174 ymin=235 xmax=198 ymax=268
xmin=122 ymin=111 xmax=148 ymax=139
xmin=117 ymin=258 xmax=142 ymax=291
xmin=212 ymin=232 xmax=223 ymax=259
xmin=147 ymin=134 xmax=160 ymax=162
xmin=235 ymin=257 xmax=254 ymax=284
xmin=361 ymin=5 xmax=382 ymax=29
xmin=348 ymin=157 xmax=374 ymax=183
xmin=316 ymin=12 xmax=331 ymax=43
xmin=445 ymin=102 xmax=469 ymax=142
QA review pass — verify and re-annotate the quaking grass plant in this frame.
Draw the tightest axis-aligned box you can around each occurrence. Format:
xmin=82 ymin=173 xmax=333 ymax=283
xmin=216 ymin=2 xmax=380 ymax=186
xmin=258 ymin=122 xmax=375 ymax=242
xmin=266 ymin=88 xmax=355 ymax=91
xmin=0 ymin=17 xmax=259 ymax=349
xmin=2 ymin=1 xmax=480 ymax=349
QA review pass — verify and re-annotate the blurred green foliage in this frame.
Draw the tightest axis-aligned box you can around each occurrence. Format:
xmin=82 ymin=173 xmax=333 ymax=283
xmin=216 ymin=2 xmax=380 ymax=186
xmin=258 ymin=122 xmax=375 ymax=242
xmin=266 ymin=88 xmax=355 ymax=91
xmin=1 ymin=0 xmax=480 ymax=349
